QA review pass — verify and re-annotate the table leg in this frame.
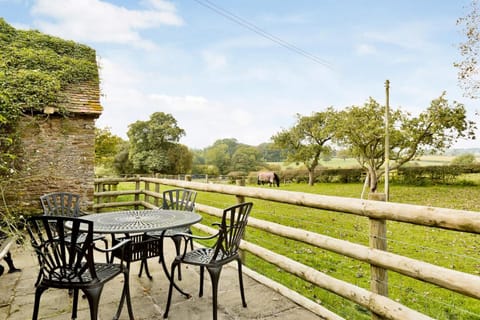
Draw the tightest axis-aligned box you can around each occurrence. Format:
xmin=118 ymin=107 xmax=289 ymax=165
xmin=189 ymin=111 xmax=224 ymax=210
xmin=159 ymin=230 xmax=191 ymax=298
xmin=138 ymin=258 xmax=153 ymax=279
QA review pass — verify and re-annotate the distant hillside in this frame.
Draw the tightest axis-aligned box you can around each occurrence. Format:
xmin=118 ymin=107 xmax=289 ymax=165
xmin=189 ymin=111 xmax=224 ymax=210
xmin=445 ymin=148 xmax=480 ymax=156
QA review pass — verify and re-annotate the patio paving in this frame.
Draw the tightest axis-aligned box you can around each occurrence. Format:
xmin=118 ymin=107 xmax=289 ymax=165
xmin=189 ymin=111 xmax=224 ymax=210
xmin=0 ymin=240 xmax=322 ymax=320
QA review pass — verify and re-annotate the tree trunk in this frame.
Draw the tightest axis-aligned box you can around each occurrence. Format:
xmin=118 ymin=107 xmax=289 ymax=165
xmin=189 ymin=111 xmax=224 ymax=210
xmin=308 ymin=169 xmax=315 ymax=186
xmin=368 ymin=169 xmax=378 ymax=193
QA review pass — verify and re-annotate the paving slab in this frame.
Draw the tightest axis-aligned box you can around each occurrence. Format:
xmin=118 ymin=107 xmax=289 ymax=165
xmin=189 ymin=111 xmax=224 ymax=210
xmin=0 ymin=241 xmax=322 ymax=319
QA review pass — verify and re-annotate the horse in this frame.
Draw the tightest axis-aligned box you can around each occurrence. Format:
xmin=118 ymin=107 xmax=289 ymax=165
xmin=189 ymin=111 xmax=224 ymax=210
xmin=257 ymin=171 xmax=280 ymax=187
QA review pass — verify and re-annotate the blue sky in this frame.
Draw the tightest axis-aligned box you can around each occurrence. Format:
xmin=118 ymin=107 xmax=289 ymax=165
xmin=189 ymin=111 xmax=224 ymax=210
xmin=1 ymin=0 xmax=478 ymax=149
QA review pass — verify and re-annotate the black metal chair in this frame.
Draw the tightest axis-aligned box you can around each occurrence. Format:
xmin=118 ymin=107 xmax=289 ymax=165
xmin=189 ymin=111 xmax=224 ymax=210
xmin=40 ymin=192 xmax=82 ymax=217
xmin=163 ymin=202 xmax=253 ymax=320
xmin=26 ymin=215 xmax=134 ymax=320
xmin=145 ymin=189 xmax=197 ymax=280
xmin=40 ymin=192 xmax=108 ymax=250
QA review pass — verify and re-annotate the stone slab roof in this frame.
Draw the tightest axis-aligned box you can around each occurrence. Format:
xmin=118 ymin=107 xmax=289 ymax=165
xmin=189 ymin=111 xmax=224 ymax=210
xmin=53 ymin=81 xmax=103 ymax=117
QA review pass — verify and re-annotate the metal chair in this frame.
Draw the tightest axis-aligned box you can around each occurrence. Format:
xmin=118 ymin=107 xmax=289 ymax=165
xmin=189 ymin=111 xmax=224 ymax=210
xmin=26 ymin=215 xmax=134 ymax=320
xmin=145 ymin=189 xmax=197 ymax=279
xmin=40 ymin=192 xmax=108 ymax=249
xmin=40 ymin=192 xmax=82 ymax=217
xmin=163 ymin=202 xmax=253 ymax=320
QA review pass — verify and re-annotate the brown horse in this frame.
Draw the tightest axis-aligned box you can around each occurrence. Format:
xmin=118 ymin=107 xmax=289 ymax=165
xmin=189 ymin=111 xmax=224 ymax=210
xmin=257 ymin=172 xmax=280 ymax=187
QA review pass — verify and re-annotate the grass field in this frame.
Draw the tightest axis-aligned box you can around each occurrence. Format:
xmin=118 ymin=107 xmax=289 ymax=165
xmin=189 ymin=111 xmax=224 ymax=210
xmin=114 ymin=178 xmax=480 ymax=319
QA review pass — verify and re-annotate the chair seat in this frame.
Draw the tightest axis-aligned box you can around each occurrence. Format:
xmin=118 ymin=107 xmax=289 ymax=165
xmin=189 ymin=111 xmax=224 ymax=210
xmin=179 ymin=248 xmax=233 ymax=266
xmin=41 ymin=263 xmax=123 ymax=287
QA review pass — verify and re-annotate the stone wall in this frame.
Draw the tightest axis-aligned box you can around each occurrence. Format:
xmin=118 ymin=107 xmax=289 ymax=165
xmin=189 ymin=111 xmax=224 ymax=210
xmin=7 ymin=114 xmax=97 ymax=214
xmin=5 ymin=81 xmax=102 ymax=215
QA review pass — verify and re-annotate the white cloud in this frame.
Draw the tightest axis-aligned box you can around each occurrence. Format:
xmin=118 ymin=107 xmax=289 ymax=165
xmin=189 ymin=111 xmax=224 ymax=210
xmin=30 ymin=0 xmax=183 ymax=48
xmin=355 ymin=43 xmax=377 ymax=55
xmin=361 ymin=22 xmax=434 ymax=51
xmin=202 ymin=51 xmax=227 ymax=70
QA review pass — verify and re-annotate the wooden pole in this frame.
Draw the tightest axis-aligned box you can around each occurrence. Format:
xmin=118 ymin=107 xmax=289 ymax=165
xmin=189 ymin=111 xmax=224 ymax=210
xmin=134 ymin=177 xmax=140 ymax=210
xmin=384 ymin=80 xmax=390 ymax=202
xmin=145 ymin=181 xmax=150 ymax=205
xmin=235 ymin=178 xmax=246 ymax=262
xmin=368 ymin=193 xmax=388 ymax=320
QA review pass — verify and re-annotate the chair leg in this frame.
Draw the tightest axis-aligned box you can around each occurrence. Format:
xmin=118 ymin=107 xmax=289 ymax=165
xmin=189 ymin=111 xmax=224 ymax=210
xmin=206 ymin=266 xmax=222 ymax=320
xmin=72 ymin=289 xmax=80 ymax=319
xmin=82 ymin=286 xmax=103 ymax=320
xmin=163 ymin=261 xmax=179 ymax=319
xmin=236 ymin=258 xmax=247 ymax=307
xmin=199 ymin=266 xmax=205 ymax=297
xmin=32 ymin=285 xmax=47 ymax=320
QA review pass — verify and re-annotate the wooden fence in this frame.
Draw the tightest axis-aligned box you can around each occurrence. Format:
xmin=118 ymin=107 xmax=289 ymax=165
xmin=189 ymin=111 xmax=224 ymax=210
xmin=93 ymin=176 xmax=480 ymax=320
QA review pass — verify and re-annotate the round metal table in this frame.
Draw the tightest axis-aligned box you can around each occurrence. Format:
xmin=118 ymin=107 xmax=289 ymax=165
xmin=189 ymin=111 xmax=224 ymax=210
xmin=80 ymin=209 xmax=202 ymax=234
xmin=79 ymin=209 xmax=202 ymax=297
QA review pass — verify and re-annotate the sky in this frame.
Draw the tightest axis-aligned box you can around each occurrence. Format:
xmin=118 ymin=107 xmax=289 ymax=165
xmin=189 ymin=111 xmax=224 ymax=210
xmin=1 ymin=0 xmax=479 ymax=149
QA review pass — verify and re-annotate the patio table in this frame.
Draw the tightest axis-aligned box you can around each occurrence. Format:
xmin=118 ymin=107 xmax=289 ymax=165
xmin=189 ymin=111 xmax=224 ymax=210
xmin=77 ymin=209 xmax=202 ymax=297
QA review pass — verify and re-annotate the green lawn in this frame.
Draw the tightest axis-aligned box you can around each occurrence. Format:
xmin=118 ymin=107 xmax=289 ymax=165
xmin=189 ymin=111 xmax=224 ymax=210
xmin=194 ymin=182 xmax=480 ymax=319
xmin=114 ymin=180 xmax=480 ymax=319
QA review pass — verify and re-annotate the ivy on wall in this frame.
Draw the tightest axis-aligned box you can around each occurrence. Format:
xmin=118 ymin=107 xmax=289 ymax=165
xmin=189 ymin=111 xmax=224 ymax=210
xmin=0 ymin=18 xmax=99 ymax=175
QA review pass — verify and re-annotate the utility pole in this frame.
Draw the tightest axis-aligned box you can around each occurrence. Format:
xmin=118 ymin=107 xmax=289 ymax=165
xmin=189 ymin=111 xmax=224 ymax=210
xmin=385 ymin=80 xmax=390 ymax=202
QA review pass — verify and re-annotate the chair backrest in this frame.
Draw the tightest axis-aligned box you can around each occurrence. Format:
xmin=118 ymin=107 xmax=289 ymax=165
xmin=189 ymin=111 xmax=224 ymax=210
xmin=211 ymin=202 xmax=253 ymax=262
xmin=162 ymin=189 xmax=197 ymax=212
xmin=40 ymin=192 xmax=81 ymax=217
xmin=26 ymin=216 xmax=97 ymax=283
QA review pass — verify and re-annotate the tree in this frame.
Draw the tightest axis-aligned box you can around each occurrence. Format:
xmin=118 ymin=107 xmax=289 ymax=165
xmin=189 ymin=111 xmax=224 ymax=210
xmin=95 ymin=127 xmax=124 ymax=168
xmin=166 ymin=143 xmax=193 ymax=174
xmin=204 ymin=142 xmax=231 ymax=175
xmin=335 ymin=94 xmax=476 ymax=193
xmin=257 ymin=142 xmax=283 ymax=162
xmin=202 ymin=138 xmax=240 ymax=174
xmin=113 ymin=142 xmax=133 ymax=175
xmin=127 ymin=112 xmax=187 ymax=174
xmin=231 ymin=145 xmax=262 ymax=173
xmin=455 ymin=0 xmax=480 ymax=99
xmin=272 ymin=109 xmax=336 ymax=186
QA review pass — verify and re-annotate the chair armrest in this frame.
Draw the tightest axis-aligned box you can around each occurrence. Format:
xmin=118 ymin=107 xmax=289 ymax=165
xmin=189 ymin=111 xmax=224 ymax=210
xmin=94 ymin=238 xmax=131 ymax=253
xmin=178 ymin=232 xmax=219 ymax=241
xmin=94 ymin=239 xmax=131 ymax=266
xmin=78 ymin=210 xmax=94 ymax=217
xmin=177 ymin=231 xmax=220 ymax=257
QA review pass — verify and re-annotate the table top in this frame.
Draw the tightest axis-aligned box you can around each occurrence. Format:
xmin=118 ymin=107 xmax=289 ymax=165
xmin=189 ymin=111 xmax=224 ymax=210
xmin=79 ymin=209 xmax=202 ymax=234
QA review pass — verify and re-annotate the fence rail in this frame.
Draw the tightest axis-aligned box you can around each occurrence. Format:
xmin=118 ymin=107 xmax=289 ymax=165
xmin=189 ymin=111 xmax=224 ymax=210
xmin=93 ymin=176 xmax=480 ymax=320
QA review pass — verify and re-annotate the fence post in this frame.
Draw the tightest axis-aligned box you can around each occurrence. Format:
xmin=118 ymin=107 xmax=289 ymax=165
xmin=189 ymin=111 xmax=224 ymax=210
xmin=154 ymin=181 xmax=160 ymax=208
xmin=235 ymin=178 xmax=245 ymax=203
xmin=145 ymin=181 xmax=150 ymax=206
xmin=95 ymin=182 xmax=103 ymax=212
xmin=368 ymin=192 xmax=388 ymax=320
xmin=134 ymin=176 xmax=140 ymax=210
xmin=235 ymin=178 xmax=247 ymax=262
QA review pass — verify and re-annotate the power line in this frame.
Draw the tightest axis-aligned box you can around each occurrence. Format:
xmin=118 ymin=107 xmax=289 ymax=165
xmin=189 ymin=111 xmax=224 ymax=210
xmin=193 ymin=0 xmax=333 ymax=70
